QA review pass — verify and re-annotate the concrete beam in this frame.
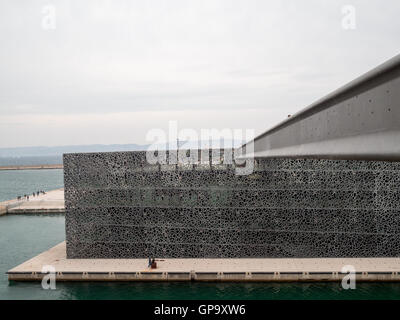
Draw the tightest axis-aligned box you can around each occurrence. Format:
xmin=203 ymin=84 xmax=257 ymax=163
xmin=239 ymin=53 xmax=400 ymax=161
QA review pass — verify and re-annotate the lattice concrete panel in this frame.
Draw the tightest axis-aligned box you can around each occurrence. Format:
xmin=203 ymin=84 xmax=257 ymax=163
xmin=63 ymin=151 xmax=400 ymax=258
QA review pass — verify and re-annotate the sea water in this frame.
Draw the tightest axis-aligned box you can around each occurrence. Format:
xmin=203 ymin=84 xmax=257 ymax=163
xmin=0 ymin=169 xmax=64 ymax=202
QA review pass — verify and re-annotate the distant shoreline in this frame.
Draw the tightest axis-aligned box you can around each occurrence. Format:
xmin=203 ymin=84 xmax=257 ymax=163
xmin=0 ymin=164 xmax=63 ymax=171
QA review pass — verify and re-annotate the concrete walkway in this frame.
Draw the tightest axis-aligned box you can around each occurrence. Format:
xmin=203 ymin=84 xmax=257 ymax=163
xmin=0 ymin=189 xmax=65 ymax=215
xmin=0 ymin=164 xmax=63 ymax=171
xmin=8 ymin=242 xmax=400 ymax=282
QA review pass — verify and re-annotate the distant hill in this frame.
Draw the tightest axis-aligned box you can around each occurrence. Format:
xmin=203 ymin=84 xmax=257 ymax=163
xmin=0 ymin=140 xmax=244 ymax=166
xmin=0 ymin=144 xmax=149 ymax=166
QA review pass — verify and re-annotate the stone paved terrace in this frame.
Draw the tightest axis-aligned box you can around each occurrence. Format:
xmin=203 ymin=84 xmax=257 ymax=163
xmin=8 ymin=242 xmax=400 ymax=282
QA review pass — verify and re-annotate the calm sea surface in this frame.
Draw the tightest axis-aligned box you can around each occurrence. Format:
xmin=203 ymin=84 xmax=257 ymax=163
xmin=1 ymin=169 xmax=400 ymax=299
xmin=0 ymin=169 xmax=64 ymax=202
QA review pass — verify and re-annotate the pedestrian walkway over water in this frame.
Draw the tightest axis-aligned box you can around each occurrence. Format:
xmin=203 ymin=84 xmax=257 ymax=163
xmin=8 ymin=242 xmax=400 ymax=282
xmin=0 ymin=189 xmax=64 ymax=215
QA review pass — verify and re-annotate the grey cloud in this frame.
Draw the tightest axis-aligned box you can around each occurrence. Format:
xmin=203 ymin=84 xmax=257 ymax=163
xmin=0 ymin=0 xmax=399 ymax=146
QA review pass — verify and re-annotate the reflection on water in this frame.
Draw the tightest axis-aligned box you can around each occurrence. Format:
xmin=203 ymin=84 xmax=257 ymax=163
xmin=6 ymin=277 xmax=400 ymax=300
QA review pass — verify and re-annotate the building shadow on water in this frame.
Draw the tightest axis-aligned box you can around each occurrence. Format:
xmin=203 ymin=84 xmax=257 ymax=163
xmin=7 ymin=281 xmax=400 ymax=300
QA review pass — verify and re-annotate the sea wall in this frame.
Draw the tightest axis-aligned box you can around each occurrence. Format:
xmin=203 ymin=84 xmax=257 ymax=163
xmin=0 ymin=199 xmax=22 ymax=216
xmin=64 ymin=151 xmax=400 ymax=258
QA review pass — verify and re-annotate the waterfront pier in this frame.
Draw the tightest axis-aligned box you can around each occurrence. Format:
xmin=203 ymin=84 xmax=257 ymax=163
xmin=8 ymin=242 xmax=400 ymax=282
xmin=0 ymin=189 xmax=65 ymax=215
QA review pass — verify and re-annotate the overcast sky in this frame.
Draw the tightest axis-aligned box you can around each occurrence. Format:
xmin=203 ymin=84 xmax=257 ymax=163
xmin=0 ymin=0 xmax=399 ymax=147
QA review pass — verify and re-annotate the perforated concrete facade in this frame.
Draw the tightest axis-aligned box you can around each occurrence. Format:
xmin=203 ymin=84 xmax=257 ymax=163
xmin=64 ymin=151 xmax=400 ymax=258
